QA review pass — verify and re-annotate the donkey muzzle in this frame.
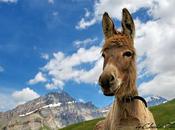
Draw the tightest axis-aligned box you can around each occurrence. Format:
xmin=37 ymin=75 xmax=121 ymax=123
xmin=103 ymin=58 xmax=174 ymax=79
xmin=99 ymin=73 xmax=115 ymax=88
xmin=98 ymin=72 xmax=117 ymax=96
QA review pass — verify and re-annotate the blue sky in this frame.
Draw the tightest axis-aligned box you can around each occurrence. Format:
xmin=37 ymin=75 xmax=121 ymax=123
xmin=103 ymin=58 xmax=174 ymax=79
xmin=0 ymin=0 xmax=175 ymax=111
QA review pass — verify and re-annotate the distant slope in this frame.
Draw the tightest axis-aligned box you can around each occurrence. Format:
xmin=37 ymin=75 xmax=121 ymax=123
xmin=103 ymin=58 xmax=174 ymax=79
xmin=60 ymin=118 xmax=103 ymax=130
xmin=60 ymin=99 xmax=175 ymax=130
xmin=150 ymin=99 xmax=175 ymax=128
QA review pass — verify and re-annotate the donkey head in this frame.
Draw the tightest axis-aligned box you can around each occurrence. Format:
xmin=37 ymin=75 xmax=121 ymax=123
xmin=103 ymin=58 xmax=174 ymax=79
xmin=99 ymin=8 xmax=137 ymax=97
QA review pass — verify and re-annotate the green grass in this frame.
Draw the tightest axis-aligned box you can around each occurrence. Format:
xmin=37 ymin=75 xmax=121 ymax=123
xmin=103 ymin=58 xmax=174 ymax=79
xmin=60 ymin=118 xmax=103 ymax=130
xmin=150 ymin=99 xmax=175 ymax=128
xmin=39 ymin=125 xmax=51 ymax=130
xmin=60 ymin=99 xmax=175 ymax=130
xmin=157 ymin=127 xmax=175 ymax=130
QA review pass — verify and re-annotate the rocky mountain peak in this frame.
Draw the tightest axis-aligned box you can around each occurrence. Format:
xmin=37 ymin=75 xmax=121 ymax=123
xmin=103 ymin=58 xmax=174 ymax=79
xmin=44 ymin=91 xmax=75 ymax=105
xmin=145 ymin=95 xmax=167 ymax=106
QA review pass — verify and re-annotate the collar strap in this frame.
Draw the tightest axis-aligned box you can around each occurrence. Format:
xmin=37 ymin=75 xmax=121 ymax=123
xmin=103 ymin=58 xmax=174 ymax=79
xmin=122 ymin=96 xmax=147 ymax=107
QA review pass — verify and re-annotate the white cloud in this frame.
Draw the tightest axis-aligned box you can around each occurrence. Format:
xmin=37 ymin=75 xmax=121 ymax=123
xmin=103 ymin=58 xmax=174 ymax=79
xmin=0 ymin=65 xmax=4 ymax=72
xmin=12 ymin=87 xmax=40 ymax=105
xmin=0 ymin=88 xmax=40 ymax=111
xmin=0 ymin=93 xmax=15 ymax=112
xmin=28 ymin=72 xmax=47 ymax=85
xmin=75 ymin=7 xmax=97 ymax=30
xmin=48 ymin=0 xmax=54 ymax=4
xmin=0 ymin=0 xmax=17 ymax=3
xmin=40 ymin=46 xmax=102 ymax=89
xmin=84 ymin=8 xmax=90 ymax=17
xmin=41 ymin=53 xmax=49 ymax=60
xmin=134 ymin=1 xmax=175 ymax=100
xmin=148 ymin=0 xmax=175 ymax=24
xmin=76 ymin=17 xmax=96 ymax=30
xmin=76 ymin=0 xmax=155 ymax=29
xmin=77 ymin=58 xmax=103 ymax=84
xmin=139 ymin=74 xmax=175 ymax=100
xmin=136 ymin=18 xmax=175 ymax=99
xmin=46 ymin=79 xmax=64 ymax=90
xmin=73 ymin=37 xmax=98 ymax=48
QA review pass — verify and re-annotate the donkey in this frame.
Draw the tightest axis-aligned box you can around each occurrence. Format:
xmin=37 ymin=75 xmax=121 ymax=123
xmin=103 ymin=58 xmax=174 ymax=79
xmin=94 ymin=8 xmax=157 ymax=130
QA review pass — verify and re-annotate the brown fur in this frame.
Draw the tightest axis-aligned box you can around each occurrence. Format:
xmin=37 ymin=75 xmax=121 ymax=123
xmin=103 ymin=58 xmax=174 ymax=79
xmin=94 ymin=8 xmax=157 ymax=130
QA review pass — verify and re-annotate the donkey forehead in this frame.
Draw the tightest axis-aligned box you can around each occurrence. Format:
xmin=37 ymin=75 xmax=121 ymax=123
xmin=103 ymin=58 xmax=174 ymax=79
xmin=102 ymin=35 xmax=134 ymax=52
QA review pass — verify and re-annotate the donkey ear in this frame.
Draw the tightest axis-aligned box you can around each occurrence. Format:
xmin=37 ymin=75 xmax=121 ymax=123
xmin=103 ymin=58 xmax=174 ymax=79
xmin=122 ymin=8 xmax=135 ymax=39
xmin=102 ymin=12 xmax=116 ymax=39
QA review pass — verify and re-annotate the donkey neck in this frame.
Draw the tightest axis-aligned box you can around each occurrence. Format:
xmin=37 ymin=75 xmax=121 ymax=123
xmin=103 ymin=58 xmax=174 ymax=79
xmin=114 ymin=74 xmax=139 ymax=121
xmin=115 ymin=64 xmax=138 ymax=101
xmin=115 ymin=84 xmax=138 ymax=101
xmin=110 ymin=95 xmax=141 ymax=125
xmin=115 ymin=86 xmax=139 ymax=119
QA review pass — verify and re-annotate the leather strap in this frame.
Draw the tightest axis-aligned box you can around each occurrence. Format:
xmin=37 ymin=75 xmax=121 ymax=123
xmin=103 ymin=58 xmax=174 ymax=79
xmin=122 ymin=96 xmax=147 ymax=107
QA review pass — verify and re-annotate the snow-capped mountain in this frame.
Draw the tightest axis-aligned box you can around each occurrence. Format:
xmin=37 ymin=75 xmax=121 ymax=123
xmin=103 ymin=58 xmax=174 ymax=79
xmin=0 ymin=91 xmax=103 ymax=130
xmin=99 ymin=104 xmax=111 ymax=117
xmin=145 ymin=96 xmax=168 ymax=107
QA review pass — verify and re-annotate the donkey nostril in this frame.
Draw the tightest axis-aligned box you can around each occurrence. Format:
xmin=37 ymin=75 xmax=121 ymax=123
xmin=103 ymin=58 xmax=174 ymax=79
xmin=99 ymin=77 xmax=109 ymax=87
xmin=99 ymin=74 xmax=115 ymax=87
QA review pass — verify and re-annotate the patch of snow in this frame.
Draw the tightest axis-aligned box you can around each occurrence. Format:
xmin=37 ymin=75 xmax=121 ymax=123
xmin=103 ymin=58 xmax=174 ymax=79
xmin=101 ymin=110 xmax=109 ymax=113
xmin=42 ymin=103 xmax=62 ymax=108
xmin=145 ymin=97 xmax=152 ymax=102
xmin=18 ymin=100 xmax=81 ymax=117
xmin=19 ymin=109 xmax=38 ymax=117
xmin=145 ymin=96 xmax=161 ymax=102
xmin=163 ymin=101 xmax=167 ymax=103
xmin=152 ymin=96 xmax=160 ymax=99
xmin=67 ymin=101 xmax=76 ymax=104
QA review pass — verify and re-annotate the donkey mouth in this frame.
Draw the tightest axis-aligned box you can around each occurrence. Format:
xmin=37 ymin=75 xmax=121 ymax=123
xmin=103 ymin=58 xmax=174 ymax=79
xmin=101 ymin=81 xmax=122 ymax=96
xmin=101 ymin=86 xmax=115 ymax=96
xmin=100 ymin=79 xmax=121 ymax=96
xmin=104 ymin=92 xmax=114 ymax=96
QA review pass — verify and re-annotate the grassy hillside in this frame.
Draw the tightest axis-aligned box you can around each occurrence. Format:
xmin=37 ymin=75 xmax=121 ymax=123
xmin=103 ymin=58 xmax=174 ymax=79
xmin=60 ymin=118 xmax=103 ymax=130
xmin=60 ymin=99 xmax=175 ymax=130
xmin=150 ymin=99 xmax=175 ymax=129
xmin=39 ymin=125 xmax=51 ymax=130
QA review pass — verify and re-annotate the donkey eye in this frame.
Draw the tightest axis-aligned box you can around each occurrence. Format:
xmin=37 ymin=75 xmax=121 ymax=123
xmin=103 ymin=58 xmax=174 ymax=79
xmin=123 ymin=51 xmax=132 ymax=57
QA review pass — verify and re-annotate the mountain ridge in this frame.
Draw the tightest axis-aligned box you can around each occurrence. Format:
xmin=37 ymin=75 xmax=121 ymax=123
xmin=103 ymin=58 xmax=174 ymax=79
xmin=0 ymin=91 xmax=103 ymax=130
